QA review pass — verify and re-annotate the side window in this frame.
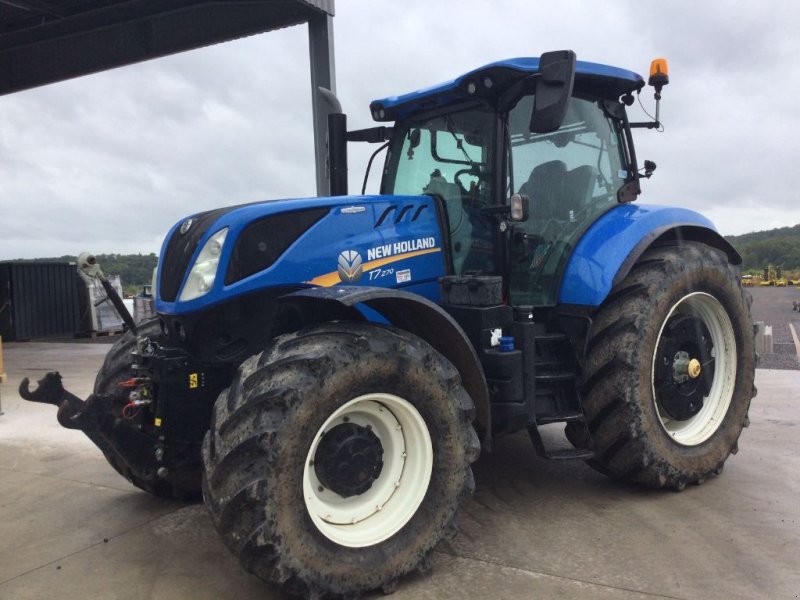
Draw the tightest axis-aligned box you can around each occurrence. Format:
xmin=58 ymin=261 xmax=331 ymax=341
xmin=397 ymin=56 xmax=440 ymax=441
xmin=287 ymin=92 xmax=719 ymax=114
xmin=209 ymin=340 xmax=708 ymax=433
xmin=384 ymin=107 xmax=496 ymax=275
xmin=508 ymin=96 xmax=624 ymax=211
xmin=507 ymin=96 xmax=626 ymax=306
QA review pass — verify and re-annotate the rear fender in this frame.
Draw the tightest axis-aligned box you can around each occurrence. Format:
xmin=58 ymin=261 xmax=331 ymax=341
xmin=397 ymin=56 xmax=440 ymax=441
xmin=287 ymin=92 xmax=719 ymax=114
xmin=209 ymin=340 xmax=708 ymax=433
xmin=559 ymin=204 xmax=741 ymax=307
xmin=281 ymin=286 xmax=491 ymax=445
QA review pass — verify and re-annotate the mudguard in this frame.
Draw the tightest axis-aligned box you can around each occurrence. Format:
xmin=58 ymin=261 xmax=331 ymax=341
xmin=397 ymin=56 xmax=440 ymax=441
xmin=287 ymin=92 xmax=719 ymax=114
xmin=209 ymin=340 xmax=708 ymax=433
xmin=559 ymin=204 xmax=741 ymax=307
xmin=282 ymin=286 xmax=491 ymax=444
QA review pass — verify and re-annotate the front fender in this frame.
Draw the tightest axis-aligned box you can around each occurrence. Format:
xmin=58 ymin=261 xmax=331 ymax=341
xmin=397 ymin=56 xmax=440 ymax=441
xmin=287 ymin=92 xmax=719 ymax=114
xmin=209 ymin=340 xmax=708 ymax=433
xmin=282 ymin=286 xmax=491 ymax=445
xmin=559 ymin=204 xmax=741 ymax=307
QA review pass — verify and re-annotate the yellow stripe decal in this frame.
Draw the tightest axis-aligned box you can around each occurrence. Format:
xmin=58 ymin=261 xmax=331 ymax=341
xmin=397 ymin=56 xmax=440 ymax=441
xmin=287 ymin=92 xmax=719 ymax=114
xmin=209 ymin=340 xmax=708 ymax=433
xmin=306 ymin=247 xmax=442 ymax=287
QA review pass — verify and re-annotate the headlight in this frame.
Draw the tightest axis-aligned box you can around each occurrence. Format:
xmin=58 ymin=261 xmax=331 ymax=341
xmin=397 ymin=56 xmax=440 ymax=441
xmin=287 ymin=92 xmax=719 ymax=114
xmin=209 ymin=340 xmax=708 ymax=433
xmin=179 ymin=228 xmax=228 ymax=302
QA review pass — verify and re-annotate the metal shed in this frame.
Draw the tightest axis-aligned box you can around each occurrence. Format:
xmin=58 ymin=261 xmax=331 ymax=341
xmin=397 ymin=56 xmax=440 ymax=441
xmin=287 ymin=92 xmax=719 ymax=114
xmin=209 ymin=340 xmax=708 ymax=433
xmin=0 ymin=261 xmax=81 ymax=341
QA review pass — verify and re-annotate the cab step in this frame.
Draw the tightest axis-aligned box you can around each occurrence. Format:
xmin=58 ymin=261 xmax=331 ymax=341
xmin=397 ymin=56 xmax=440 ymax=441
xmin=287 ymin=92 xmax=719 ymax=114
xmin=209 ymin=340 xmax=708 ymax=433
xmin=534 ymin=371 xmax=575 ymax=384
xmin=536 ymin=411 xmax=585 ymax=425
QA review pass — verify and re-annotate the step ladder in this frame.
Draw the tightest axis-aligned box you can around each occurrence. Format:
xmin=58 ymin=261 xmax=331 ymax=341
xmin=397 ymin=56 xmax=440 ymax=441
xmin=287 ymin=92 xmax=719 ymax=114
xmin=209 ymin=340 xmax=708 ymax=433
xmin=529 ymin=331 xmax=594 ymax=460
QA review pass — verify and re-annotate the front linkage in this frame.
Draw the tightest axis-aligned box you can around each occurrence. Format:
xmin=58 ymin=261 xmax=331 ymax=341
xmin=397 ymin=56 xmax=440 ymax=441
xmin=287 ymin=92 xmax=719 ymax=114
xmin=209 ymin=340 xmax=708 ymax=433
xmin=20 ymin=329 xmax=230 ymax=499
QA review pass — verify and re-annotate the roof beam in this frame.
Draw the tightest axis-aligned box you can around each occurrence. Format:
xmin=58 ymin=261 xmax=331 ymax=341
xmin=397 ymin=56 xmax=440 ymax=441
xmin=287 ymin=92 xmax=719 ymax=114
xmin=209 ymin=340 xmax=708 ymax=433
xmin=0 ymin=1 xmax=66 ymax=18
xmin=0 ymin=1 xmax=331 ymax=95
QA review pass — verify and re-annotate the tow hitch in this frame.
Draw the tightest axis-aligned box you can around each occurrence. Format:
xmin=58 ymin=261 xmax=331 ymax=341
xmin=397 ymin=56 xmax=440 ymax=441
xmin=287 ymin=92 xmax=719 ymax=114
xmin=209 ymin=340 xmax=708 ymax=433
xmin=18 ymin=370 xmax=178 ymax=494
xmin=19 ymin=371 xmax=104 ymax=431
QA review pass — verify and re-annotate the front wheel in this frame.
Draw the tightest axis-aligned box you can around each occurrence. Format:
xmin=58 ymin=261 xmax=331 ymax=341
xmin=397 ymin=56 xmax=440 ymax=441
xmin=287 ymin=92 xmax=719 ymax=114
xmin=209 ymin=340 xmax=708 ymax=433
xmin=579 ymin=242 xmax=755 ymax=489
xmin=202 ymin=322 xmax=479 ymax=597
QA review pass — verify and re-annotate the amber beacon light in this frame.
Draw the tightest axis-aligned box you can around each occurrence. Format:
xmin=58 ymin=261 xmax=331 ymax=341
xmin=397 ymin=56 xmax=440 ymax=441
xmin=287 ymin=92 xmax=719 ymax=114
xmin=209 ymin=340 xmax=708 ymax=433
xmin=649 ymin=58 xmax=669 ymax=92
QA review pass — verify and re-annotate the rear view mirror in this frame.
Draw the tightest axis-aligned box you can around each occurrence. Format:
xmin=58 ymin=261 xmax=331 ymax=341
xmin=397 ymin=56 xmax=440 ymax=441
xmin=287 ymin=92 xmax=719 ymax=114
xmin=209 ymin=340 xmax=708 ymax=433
xmin=530 ymin=50 xmax=576 ymax=134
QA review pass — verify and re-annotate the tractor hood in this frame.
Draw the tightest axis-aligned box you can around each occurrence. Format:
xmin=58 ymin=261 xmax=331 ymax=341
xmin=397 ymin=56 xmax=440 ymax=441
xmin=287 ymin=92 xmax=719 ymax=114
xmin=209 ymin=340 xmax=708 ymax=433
xmin=156 ymin=194 xmax=447 ymax=315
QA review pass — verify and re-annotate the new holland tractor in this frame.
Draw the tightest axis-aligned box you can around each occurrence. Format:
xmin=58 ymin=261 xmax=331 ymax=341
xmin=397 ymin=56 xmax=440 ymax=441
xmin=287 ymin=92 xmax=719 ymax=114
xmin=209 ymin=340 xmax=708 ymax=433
xmin=21 ymin=51 xmax=755 ymax=598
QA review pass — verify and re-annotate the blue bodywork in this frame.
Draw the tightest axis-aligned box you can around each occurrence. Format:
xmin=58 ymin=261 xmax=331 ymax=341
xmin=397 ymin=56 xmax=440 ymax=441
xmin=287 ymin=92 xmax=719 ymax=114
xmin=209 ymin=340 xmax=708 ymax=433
xmin=157 ymin=195 xmax=447 ymax=315
xmin=559 ymin=204 xmax=719 ymax=306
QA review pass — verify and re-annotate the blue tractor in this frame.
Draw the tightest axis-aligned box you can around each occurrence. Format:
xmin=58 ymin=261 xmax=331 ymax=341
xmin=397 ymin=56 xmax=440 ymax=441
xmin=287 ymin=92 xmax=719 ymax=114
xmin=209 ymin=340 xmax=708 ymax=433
xmin=22 ymin=51 xmax=755 ymax=597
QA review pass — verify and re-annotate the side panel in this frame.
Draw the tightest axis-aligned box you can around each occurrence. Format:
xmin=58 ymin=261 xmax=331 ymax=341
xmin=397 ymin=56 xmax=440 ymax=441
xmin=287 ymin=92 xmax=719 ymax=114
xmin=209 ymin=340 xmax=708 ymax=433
xmin=559 ymin=204 xmax=736 ymax=307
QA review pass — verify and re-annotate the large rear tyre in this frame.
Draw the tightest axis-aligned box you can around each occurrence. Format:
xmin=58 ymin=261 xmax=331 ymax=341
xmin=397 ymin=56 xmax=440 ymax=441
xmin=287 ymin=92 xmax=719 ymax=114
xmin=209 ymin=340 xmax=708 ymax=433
xmin=94 ymin=318 xmax=202 ymax=500
xmin=579 ymin=242 xmax=755 ymax=489
xmin=202 ymin=322 xmax=479 ymax=598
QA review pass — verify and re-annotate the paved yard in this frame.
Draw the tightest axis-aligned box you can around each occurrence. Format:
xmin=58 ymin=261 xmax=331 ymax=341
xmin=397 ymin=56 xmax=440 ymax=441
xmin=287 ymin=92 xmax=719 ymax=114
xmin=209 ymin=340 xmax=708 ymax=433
xmin=0 ymin=341 xmax=798 ymax=599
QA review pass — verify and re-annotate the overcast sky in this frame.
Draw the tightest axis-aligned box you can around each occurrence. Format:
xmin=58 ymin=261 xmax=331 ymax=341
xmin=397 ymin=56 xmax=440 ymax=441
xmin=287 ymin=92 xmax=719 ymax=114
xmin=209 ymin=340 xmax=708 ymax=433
xmin=1 ymin=0 xmax=799 ymax=259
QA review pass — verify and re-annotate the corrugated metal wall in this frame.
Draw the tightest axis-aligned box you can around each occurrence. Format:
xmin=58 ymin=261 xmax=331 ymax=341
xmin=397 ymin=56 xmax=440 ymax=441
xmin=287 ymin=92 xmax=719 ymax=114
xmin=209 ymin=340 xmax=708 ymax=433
xmin=0 ymin=262 xmax=81 ymax=341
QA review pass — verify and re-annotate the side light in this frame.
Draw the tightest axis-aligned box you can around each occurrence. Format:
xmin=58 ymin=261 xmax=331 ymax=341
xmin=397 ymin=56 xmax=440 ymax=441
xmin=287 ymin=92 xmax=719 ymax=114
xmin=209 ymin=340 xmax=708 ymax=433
xmin=648 ymin=58 xmax=669 ymax=90
xmin=179 ymin=228 xmax=229 ymax=302
xmin=510 ymin=193 xmax=530 ymax=222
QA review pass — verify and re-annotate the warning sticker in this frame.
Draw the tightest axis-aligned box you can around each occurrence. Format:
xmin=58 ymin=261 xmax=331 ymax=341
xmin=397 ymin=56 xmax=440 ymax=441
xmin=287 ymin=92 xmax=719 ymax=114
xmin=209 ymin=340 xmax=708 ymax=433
xmin=396 ymin=269 xmax=411 ymax=283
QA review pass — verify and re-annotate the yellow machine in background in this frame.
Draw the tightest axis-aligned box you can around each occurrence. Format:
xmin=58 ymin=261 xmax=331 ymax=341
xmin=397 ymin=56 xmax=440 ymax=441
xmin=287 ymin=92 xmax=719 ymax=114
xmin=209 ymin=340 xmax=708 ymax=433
xmin=741 ymin=274 xmax=755 ymax=287
xmin=758 ymin=265 xmax=790 ymax=286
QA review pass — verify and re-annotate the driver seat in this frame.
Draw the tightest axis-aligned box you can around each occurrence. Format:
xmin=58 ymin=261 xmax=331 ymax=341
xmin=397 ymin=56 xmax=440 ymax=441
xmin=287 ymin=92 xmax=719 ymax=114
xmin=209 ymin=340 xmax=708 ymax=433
xmin=518 ymin=160 xmax=567 ymax=221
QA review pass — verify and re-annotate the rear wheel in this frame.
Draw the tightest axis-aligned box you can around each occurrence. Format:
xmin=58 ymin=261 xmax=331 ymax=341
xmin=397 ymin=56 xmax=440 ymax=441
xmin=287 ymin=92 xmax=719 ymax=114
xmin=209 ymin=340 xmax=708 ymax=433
xmin=579 ymin=242 xmax=755 ymax=489
xmin=202 ymin=322 xmax=479 ymax=597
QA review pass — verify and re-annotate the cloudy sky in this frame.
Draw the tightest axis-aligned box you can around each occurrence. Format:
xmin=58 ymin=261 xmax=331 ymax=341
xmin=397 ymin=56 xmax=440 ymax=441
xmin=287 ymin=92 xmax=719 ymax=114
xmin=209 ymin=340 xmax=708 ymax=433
xmin=1 ymin=0 xmax=799 ymax=259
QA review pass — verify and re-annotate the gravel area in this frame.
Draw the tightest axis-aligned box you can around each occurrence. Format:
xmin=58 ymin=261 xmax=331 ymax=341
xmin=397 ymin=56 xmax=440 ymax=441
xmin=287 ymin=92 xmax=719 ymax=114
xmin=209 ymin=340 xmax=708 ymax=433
xmin=746 ymin=286 xmax=800 ymax=370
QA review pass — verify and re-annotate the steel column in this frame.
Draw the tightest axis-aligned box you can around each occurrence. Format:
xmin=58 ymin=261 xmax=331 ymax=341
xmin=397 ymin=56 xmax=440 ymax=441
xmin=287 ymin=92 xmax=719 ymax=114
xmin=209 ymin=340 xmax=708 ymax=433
xmin=308 ymin=12 xmax=337 ymax=197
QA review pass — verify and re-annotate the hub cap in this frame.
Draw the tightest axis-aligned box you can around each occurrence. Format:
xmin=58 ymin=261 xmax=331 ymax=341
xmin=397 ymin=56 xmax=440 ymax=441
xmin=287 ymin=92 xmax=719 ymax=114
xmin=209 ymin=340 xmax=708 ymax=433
xmin=314 ymin=422 xmax=384 ymax=498
xmin=654 ymin=314 xmax=715 ymax=421
xmin=651 ymin=292 xmax=737 ymax=446
xmin=303 ymin=393 xmax=433 ymax=547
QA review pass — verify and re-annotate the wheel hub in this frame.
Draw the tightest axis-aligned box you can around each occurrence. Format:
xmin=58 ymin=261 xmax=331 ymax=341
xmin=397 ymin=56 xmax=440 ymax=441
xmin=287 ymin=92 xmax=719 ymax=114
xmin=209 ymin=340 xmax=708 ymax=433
xmin=654 ymin=314 xmax=715 ymax=421
xmin=314 ymin=422 xmax=384 ymax=498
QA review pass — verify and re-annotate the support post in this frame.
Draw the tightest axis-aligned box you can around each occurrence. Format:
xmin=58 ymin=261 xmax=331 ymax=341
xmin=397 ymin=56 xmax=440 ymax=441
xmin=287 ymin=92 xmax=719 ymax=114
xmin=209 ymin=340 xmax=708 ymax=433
xmin=308 ymin=12 xmax=336 ymax=197
xmin=0 ymin=335 xmax=6 ymax=384
xmin=0 ymin=335 xmax=5 ymax=416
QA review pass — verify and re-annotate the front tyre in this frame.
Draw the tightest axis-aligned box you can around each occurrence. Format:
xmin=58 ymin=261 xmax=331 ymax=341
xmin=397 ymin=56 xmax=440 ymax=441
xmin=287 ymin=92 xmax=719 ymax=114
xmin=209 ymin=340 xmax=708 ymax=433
xmin=580 ymin=242 xmax=755 ymax=489
xmin=202 ymin=322 xmax=479 ymax=597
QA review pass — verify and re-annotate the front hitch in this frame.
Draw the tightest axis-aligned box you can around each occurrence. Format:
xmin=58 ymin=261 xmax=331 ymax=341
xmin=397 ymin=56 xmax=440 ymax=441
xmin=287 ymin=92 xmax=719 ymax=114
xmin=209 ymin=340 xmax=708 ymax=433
xmin=19 ymin=371 xmax=103 ymax=430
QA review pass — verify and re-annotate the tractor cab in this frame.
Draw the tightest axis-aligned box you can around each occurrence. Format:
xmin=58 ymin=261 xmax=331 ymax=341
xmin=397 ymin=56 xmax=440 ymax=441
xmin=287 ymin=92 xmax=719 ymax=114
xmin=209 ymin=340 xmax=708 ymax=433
xmin=370 ymin=53 xmax=645 ymax=306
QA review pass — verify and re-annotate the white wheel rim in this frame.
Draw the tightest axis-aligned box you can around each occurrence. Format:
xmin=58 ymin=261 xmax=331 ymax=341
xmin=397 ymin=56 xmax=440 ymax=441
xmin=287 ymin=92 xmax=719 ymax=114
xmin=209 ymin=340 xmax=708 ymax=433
xmin=303 ymin=393 xmax=433 ymax=547
xmin=651 ymin=292 xmax=737 ymax=446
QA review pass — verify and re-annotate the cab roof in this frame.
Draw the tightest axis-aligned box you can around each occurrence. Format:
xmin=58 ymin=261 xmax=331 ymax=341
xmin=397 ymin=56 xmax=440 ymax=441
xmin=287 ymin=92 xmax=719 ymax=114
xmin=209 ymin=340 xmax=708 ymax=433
xmin=370 ymin=57 xmax=645 ymax=122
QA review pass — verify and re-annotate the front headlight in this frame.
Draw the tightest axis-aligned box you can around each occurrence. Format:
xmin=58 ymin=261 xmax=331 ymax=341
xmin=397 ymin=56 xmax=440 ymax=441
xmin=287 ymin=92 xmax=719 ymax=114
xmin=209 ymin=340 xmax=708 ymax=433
xmin=179 ymin=228 xmax=229 ymax=302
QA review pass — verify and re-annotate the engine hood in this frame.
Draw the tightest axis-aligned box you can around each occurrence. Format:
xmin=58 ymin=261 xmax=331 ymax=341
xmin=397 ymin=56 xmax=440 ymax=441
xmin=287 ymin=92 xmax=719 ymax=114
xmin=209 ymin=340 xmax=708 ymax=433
xmin=156 ymin=194 xmax=447 ymax=315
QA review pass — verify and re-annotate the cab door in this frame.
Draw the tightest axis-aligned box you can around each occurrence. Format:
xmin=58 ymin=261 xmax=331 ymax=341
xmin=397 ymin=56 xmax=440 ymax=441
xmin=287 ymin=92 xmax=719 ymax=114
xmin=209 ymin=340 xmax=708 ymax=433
xmin=505 ymin=96 xmax=630 ymax=306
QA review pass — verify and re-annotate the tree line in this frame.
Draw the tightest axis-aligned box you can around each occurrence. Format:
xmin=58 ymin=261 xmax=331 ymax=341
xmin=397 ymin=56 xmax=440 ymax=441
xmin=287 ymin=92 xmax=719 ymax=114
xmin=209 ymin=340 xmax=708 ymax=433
xmin=726 ymin=224 xmax=800 ymax=276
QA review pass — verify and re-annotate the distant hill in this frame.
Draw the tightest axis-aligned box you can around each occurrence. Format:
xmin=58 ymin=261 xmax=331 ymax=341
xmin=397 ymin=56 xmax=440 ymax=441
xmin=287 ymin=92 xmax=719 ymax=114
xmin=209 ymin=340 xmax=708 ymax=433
xmin=10 ymin=253 xmax=157 ymax=294
xmin=726 ymin=224 xmax=800 ymax=274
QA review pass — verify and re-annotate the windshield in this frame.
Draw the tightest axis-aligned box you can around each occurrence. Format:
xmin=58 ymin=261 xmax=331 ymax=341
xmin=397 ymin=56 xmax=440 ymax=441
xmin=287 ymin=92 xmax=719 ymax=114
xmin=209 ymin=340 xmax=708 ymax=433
xmin=382 ymin=105 xmax=496 ymax=275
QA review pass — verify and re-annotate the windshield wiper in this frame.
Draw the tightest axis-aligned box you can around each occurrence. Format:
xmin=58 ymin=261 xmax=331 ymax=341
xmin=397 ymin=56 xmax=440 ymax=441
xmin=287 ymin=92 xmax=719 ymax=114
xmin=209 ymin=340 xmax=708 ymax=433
xmin=444 ymin=115 xmax=477 ymax=167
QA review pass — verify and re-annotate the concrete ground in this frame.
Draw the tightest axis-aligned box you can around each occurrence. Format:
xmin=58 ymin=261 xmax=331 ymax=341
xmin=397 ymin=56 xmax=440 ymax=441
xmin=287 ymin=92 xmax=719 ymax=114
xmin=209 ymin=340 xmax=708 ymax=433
xmin=0 ymin=341 xmax=798 ymax=600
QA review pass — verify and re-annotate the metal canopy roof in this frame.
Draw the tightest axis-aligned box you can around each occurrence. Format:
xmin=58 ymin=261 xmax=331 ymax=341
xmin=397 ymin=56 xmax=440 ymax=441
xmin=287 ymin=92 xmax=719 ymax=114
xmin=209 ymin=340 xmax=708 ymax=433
xmin=0 ymin=0 xmax=334 ymax=96
xmin=0 ymin=0 xmax=337 ymax=195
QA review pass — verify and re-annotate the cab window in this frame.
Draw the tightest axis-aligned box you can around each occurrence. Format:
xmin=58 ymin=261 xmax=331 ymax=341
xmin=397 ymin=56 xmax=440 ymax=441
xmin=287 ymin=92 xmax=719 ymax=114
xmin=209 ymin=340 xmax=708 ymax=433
xmin=383 ymin=106 xmax=496 ymax=275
